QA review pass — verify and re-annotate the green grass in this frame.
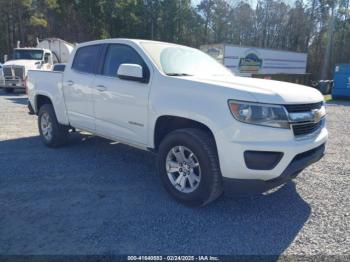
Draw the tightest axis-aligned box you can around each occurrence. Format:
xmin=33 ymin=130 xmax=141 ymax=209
xmin=324 ymin=95 xmax=333 ymax=102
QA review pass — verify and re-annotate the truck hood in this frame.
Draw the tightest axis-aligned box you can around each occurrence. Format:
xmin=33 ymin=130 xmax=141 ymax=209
xmin=192 ymin=75 xmax=324 ymax=104
xmin=4 ymin=60 xmax=40 ymax=72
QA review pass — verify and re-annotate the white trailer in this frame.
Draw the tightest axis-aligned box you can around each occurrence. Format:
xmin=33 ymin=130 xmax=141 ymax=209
xmin=200 ymin=44 xmax=307 ymax=77
xmin=36 ymin=38 xmax=74 ymax=64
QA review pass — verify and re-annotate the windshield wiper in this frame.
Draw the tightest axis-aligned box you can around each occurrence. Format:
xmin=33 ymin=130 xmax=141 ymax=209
xmin=166 ymin=73 xmax=193 ymax=77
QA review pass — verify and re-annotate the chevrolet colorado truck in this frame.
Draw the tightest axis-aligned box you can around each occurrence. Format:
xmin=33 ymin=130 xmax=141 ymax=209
xmin=27 ymin=39 xmax=328 ymax=206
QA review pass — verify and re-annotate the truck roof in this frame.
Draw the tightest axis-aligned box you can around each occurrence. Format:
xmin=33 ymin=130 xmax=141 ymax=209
xmin=76 ymin=38 xmax=186 ymax=48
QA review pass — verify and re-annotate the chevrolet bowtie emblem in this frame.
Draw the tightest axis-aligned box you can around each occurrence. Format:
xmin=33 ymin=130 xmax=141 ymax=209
xmin=289 ymin=106 xmax=326 ymax=123
xmin=312 ymin=107 xmax=326 ymax=123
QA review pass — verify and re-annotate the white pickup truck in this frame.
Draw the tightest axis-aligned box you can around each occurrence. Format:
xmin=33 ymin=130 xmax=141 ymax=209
xmin=28 ymin=39 xmax=328 ymax=206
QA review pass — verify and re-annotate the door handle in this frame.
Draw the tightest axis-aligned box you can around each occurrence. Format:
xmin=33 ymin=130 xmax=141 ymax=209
xmin=96 ymin=85 xmax=107 ymax=92
xmin=66 ymin=80 xmax=74 ymax=86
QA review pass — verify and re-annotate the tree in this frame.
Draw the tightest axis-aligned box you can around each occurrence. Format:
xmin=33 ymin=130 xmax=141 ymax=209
xmin=0 ymin=0 xmax=349 ymax=80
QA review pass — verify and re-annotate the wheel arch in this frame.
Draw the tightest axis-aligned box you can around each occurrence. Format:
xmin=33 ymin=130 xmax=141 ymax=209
xmin=35 ymin=94 xmax=53 ymax=114
xmin=152 ymin=115 xmax=218 ymax=152
xmin=34 ymin=92 xmax=69 ymax=125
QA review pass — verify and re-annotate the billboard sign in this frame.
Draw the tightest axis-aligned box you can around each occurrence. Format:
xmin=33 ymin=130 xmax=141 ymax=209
xmin=201 ymin=44 xmax=307 ymax=76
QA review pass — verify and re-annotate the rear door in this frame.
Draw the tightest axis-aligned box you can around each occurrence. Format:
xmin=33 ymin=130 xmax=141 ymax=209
xmin=63 ymin=44 xmax=102 ymax=132
xmin=93 ymin=44 xmax=151 ymax=146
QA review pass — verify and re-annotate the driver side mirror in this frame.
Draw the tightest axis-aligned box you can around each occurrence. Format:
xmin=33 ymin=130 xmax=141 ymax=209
xmin=117 ymin=64 xmax=145 ymax=83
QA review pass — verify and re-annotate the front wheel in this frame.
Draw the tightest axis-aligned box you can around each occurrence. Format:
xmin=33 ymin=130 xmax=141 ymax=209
xmin=157 ymin=128 xmax=223 ymax=206
xmin=38 ymin=104 xmax=69 ymax=148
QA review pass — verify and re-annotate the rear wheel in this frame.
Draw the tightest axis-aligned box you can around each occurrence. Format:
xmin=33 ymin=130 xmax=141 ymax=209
xmin=38 ymin=104 xmax=69 ymax=148
xmin=4 ymin=88 xmax=14 ymax=94
xmin=157 ymin=128 xmax=223 ymax=206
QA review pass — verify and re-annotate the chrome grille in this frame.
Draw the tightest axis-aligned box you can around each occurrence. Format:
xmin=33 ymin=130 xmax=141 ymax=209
xmin=3 ymin=66 xmax=13 ymax=78
xmin=285 ymin=102 xmax=323 ymax=113
xmin=292 ymin=120 xmax=324 ymax=136
xmin=14 ymin=67 xmax=24 ymax=79
xmin=2 ymin=66 xmax=25 ymax=80
xmin=284 ymin=102 xmax=325 ymax=137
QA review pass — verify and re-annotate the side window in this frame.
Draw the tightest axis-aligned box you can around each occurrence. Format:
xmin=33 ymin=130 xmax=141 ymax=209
xmin=53 ymin=64 xmax=66 ymax=72
xmin=72 ymin=45 xmax=100 ymax=74
xmin=44 ymin=53 xmax=51 ymax=64
xmin=102 ymin=44 xmax=149 ymax=80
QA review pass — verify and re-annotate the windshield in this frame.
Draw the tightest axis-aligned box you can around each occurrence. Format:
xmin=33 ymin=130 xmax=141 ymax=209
xmin=13 ymin=49 xmax=43 ymax=60
xmin=141 ymin=42 xmax=233 ymax=77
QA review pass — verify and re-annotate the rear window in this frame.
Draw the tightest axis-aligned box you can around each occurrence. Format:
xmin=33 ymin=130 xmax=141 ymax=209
xmin=72 ymin=45 xmax=100 ymax=74
xmin=53 ymin=64 xmax=66 ymax=72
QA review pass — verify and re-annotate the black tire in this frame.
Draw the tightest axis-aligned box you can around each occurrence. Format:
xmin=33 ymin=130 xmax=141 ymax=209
xmin=38 ymin=104 xmax=69 ymax=148
xmin=157 ymin=128 xmax=223 ymax=207
xmin=4 ymin=88 xmax=14 ymax=94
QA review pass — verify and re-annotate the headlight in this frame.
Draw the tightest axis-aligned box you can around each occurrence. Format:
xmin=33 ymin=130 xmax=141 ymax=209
xmin=228 ymin=100 xmax=290 ymax=128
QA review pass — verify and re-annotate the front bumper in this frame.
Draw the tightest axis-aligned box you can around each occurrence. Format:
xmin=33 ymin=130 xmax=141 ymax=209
xmin=215 ymin=117 xmax=328 ymax=181
xmin=222 ymin=143 xmax=325 ymax=196
xmin=0 ymin=79 xmax=25 ymax=89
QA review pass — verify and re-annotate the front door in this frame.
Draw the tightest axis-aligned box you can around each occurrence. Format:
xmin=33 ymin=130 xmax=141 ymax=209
xmin=93 ymin=44 xmax=151 ymax=146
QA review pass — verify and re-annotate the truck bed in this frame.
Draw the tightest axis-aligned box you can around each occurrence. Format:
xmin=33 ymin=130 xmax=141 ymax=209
xmin=28 ymin=70 xmax=64 ymax=95
xmin=27 ymin=70 xmax=68 ymax=125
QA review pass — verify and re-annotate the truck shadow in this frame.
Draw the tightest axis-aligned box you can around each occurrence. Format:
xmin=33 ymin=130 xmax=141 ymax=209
xmin=0 ymin=89 xmax=26 ymax=96
xmin=0 ymin=89 xmax=27 ymax=105
xmin=0 ymin=133 xmax=310 ymax=256
xmin=4 ymin=97 xmax=28 ymax=105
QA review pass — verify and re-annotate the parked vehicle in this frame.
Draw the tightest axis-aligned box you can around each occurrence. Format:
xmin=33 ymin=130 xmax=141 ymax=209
xmin=318 ymin=80 xmax=334 ymax=95
xmin=52 ymin=63 xmax=66 ymax=72
xmin=27 ymin=39 xmax=328 ymax=206
xmin=333 ymin=64 xmax=350 ymax=99
xmin=1 ymin=38 xmax=73 ymax=93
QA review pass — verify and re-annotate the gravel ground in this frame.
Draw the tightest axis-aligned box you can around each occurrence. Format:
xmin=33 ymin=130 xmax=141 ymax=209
xmin=0 ymin=90 xmax=349 ymax=256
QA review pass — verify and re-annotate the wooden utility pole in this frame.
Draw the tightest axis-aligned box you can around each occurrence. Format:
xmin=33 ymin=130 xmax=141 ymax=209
xmin=321 ymin=2 xmax=336 ymax=80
